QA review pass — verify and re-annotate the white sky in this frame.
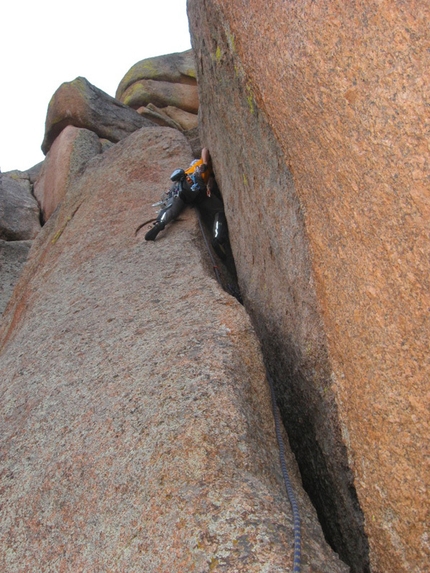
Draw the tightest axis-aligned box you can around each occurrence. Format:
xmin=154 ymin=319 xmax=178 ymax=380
xmin=0 ymin=0 xmax=192 ymax=172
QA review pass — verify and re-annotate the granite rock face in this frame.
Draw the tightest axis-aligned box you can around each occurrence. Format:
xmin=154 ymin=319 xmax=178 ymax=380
xmin=35 ymin=125 xmax=102 ymax=222
xmin=137 ymin=103 xmax=198 ymax=132
xmin=0 ymin=240 xmax=32 ymax=316
xmin=41 ymin=76 xmax=154 ymax=154
xmin=25 ymin=161 xmax=44 ymax=185
xmin=187 ymin=1 xmax=429 ymax=572
xmin=116 ymin=50 xmax=199 ymax=130
xmin=0 ymin=127 xmax=348 ymax=572
xmin=0 ymin=171 xmax=41 ymax=240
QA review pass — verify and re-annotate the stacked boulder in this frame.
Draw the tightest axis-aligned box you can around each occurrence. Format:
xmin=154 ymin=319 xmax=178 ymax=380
xmin=1 ymin=50 xmax=200 ymax=317
xmin=0 ymin=168 xmax=42 ymax=315
xmin=36 ymin=76 xmax=156 ymax=224
xmin=36 ymin=51 xmax=200 ymax=226
xmin=116 ymin=49 xmax=199 ymax=132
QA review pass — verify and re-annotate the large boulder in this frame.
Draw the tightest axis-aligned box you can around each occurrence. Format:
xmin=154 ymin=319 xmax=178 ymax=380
xmin=0 ymin=171 xmax=41 ymax=240
xmin=116 ymin=49 xmax=197 ymax=100
xmin=136 ymin=103 xmax=183 ymax=130
xmin=119 ymin=79 xmax=199 ymax=114
xmin=116 ymin=50 xmax=199 ymax=131
xmin=35 ymin=125 xmax=102 ymax=222
xmin=188 ymin=2 xmax=429 ymax=573
xmin=41 ymin=77 xmax=154 ymax=154
xmin=0 ymin=126 xmax=348 ymax=573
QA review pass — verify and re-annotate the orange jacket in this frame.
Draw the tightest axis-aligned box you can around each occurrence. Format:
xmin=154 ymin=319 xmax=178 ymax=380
xmin=185 ymin=158 xmax=211 ymax=185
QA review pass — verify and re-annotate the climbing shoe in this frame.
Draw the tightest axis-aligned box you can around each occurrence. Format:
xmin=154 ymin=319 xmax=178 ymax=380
xmin=145 ymin=221 xmax=165 ymax=241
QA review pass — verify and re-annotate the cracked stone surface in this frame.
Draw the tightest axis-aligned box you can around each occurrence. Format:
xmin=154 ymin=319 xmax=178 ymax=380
xmin=0 ymin=127 xmax=348 ymax=572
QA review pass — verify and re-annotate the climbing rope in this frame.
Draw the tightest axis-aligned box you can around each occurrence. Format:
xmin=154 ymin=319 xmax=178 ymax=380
xmin=266 ymin=370 xmax=302 ymax=573
xmin=197 ymin=211 xmax=302 ymax=573
xmin=135 ymin=217 xmax=157 ymax=236
xmin=197 ymin=199 xmax=302 ymax=573
xmin=196 ymin=208 xmax=302 ymax=570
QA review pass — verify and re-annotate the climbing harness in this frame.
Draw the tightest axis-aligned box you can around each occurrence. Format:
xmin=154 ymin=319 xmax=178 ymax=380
xmin=266 ymin=370 xmax=302 ymax=572
xmin=135 ymin=180 xmax=181 ymax=236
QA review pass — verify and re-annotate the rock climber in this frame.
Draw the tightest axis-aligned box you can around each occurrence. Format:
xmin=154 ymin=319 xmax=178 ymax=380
xmin=145 ymin=148 xmax=228 ymax=259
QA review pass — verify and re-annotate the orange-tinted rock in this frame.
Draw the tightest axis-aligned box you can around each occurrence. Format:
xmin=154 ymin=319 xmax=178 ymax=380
xmin=35 ymin=125 xmax=101 ymax=222
xmin=0 ymin=127 xmax=347 ymax=573
xmin=188 ymin=2 xmax=429 ymax=572
xmin=41 ymin=77 xmax=154 ymax=154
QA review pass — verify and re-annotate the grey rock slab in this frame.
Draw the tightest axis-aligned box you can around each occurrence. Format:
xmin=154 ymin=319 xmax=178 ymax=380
xmin=0 ymin=171 xmax=41 ymax=240
xmin=0 ymin=239 xmax=32 ymax=317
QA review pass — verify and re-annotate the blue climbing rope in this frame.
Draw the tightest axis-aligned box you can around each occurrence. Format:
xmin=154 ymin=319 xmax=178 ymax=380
xmin=267 ymin=370 xmax=302 ymax=573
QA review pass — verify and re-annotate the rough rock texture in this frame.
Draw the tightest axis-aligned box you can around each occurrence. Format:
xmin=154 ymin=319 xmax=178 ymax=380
xmin=120 ymin=79 xmax=199 ymax=114
xmin=41 ymin=77 xmax=154 ymax=154
xmin=162 ymin=105 xmax=199 ymax=130
xmin=188 ymin=6 xmax=367 ymax=571
xmin=188 ymin=1 xmax=429 ymax=572
xmin=184 ymin=126 xmax=203 ymax=159
xmin=0 ymin=240 xmax=32 ymax=316
xmin=0 ymin=127 xmax=348 ymax=572
xmin=136 ymin=103 xmax=183 ymax=130
xmin=35 ymin=125 xmax=102 ymax=222
xmin=137 ymin=103 xmax=198 ymax=131
xmin=100 ymin=138 xmax=115 ymax=153
xmin=116 ymin=49 xmax=197 ymax=100
xmin=25 ymin=161 xmax=44 ymax=185
xmin=116 ymin=50 xmax=199 ymax=131
xmin=0 ymin=171 xmax=41 ymax=240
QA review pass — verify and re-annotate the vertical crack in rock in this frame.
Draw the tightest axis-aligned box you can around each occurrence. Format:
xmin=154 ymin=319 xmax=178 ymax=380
xmin=188 ymin=1 xmax=371 ymax=571
xmin=0 ymin=126 xmax=349 ymax=572
xmin=188 ymin=3 xmax=430 ymax=571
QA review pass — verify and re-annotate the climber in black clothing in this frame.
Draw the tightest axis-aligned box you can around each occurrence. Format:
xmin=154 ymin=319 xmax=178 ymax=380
xmin=145 ymin=149 xmax=228 ymax=259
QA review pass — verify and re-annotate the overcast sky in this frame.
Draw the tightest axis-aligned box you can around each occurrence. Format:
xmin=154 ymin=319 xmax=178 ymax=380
xmin=1 ymin=0 xmax=191 ymax=173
